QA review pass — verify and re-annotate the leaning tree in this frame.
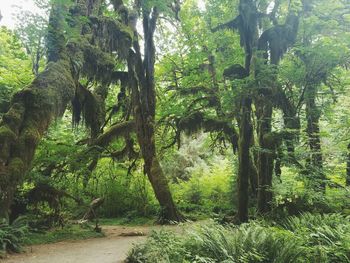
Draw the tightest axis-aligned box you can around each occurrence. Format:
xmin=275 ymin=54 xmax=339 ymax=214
xmin=0 ymin=0 xmax=182 ymax=222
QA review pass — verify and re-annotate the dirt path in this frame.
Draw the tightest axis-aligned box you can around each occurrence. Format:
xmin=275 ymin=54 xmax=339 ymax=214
xmin=2 ymin=224 xmax=184 ymax=263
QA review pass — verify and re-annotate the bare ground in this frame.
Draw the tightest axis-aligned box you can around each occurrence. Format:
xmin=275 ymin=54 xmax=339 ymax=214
xmin=2 ymin=224 xmax=185 ymax=263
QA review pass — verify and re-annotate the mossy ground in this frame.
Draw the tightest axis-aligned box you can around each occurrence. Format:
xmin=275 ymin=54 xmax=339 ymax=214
xmin=24 ymin=225 xmax=104 ymax=246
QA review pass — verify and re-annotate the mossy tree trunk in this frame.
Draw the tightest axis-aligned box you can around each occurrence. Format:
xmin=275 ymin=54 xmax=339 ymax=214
xmin=254 ymin=10 xmax=300 ymax=214
xmin=0 ymin=0 xmax=103 ymax=221
xmin=214 ymin=1 xmax=300 ymax=219
xmin=213 ymin=0 xmax=258 ymax=222
xmin=347 ymin=143 xmax=350 ymax=186
xmin=305 ymin=84 xmax=325 ymax=190
xmin=126 ymin=6 xmax=182 ymax=223
xmin=0 ymin=2 xmax=78 ymax=220
xmin=255 ymin=99 xmax=274 ymax=214
xmin=237 ymin=97 xmax=253 ymax=223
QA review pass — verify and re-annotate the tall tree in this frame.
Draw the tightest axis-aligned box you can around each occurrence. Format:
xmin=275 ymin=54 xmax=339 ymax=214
xmin=213 ymin=0 xmax=302 ymax=220
xmin=111 ymin=0 xmax=183 ymax=222
xmin=0 ymin=0 xmax=132 ymax=220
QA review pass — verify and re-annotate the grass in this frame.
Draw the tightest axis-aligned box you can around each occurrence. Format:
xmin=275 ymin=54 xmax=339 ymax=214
xmin=24 ymin=224 xmax=104 ymax=246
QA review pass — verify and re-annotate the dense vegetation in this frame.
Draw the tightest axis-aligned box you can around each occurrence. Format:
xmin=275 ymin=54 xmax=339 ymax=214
xmin=0 ymin=0 xmax=350 ymax=261
xmin=127 ymin=213 xmax=350 ymax=263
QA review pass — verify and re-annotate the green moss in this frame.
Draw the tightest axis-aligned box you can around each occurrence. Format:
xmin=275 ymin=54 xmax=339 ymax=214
xmin=89 ymin=16 xmax=133 ymax=59
xmin=95 ymin=121 xmax=135 ymax=146
xmin=8 ymin=158 xmax=25 ymax=180
xmin=2 ymin=103 xmax=25 ymax=130
xmin=24 ymin=225 xmax=104 ymax=246
xmin=178 ymin=112 xmax=204 ymax=135
xmin=0 ymin=125 xmax=16 ymax=141
xmin=22 ymin=127 xmax=41 ymax=147
xmin=0 ymin=126 xmax=17 ymax=161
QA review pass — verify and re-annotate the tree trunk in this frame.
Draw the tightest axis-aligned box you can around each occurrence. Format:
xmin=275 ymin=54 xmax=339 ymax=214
xmin=346 ymin=143 xmax=350 ymax=186
xmin=127 ymin=8 xmax=182 ymax=223
xmin=0 ymin=59 xmax=76 ymax=220
xmin=249 ymin=153 xmax=258 ymax=197
xmin=0 ymin=0 xmax=99 ymax=220
xmin=256 ymin=100 xmax=274 ymax=214
xmin=305 ymin=84 xmax=324 ymax=190
xmin=237 ymin=97 xmax=253 ymax=223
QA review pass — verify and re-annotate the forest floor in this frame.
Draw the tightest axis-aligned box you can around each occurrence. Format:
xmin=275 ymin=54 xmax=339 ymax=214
xmin=2 ymin=224 xmax=186 ymax=263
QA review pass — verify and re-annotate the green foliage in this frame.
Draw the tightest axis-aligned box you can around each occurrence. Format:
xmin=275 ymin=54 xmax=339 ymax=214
xmin=282 ymin=213 xmax=350 ymax=262
xmin=14 ymin=0 xmax=48 ymax=74
xmin=171 ymin=158 xmax=233 ymax=215
xmin=0 ymin=27 xmax=33 ymax=113
xmin=0 ymin=218 xmax=28 ymax=257
xmin=127 ymin=213 xmax=350 ymax=263
xmin=89 ymin=160 xmax=158 ymax=218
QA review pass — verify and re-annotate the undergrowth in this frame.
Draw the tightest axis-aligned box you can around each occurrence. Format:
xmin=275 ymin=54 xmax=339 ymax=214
xmin=0 ymin=217 xmax=28 ymax=258
xmin=126 ymin=213 xmax=350 ymax=263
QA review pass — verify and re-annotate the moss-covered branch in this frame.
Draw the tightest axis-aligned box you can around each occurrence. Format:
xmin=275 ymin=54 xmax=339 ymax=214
xmin=0 ymin=59 xmax=76 ymax=219
xmin=94 ymin=120 xmax=135 ymax=147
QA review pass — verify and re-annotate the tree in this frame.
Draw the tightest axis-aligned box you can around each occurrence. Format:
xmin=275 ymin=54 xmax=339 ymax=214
xmin=0 ymin=0 xmax=183 ymax=223
xmin=212 ymin=0 xmax=302 ymax=220
xmin=111 ymin=0 xmax=183 ymax=222
xmin=14 ymin=0 xmax=49 ymax=76
xmin=0 ymin=0 xmax=132 ymax=220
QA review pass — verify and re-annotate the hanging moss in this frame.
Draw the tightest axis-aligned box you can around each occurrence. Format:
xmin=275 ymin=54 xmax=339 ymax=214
xmin=89 ymin=16 xmax=133 ymax=59
xmin=72 ymin=84 xmax=106 ymax=137
xmin=84 ymin=43 xmax=116 ymax=82
xmin=177 ymin=112 xmax=238 ymax=149
xmin=258 ymin=14 xmax=299 ymax=65
xmin=177 ymin=86 xmax=212 ymax=96
xmin=178 ymin=112 xmax=204 ymax=135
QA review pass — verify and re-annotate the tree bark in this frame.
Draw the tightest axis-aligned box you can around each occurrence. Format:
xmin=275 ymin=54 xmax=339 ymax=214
xmin=127 ymin=7 xmax=182 ymax=223
xmin=0 ymin=0 xmax=104 ymax=220
xmin=347 ymin=143 xmax=350 ymax=186
xmin=237 ymin=97 xmax=253 ymax=223
xmin=0 ymin=59 xmax=76 ymax=220
xmin=256 ymin=100 xmax=274 ymax=214
xmin=305 ymin=84 xmax=325 ymax=190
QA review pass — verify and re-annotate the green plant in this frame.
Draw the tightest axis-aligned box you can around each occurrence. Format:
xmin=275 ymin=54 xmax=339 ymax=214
xmin=127 ymin=213 xmax=350 ymax=263
xmin=282 ymin=213 xmax=350 ymax=262
xmin=0 ymin=217 xmax=28 ymax=257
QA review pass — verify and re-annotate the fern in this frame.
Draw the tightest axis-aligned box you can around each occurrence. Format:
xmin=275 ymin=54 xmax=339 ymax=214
xmin=0 ymin=217 xmax=28 ymax=257
xmin=127 ymin=213 xmax=350 ymax=263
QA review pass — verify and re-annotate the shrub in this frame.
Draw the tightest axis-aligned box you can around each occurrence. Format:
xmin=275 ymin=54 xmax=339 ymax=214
xmin=171 ymin=158 xmax=233 ymax=216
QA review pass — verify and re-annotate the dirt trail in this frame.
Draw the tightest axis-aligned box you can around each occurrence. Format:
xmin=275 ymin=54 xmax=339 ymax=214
xmin=2 ymin=224 xmax=184 ymax=263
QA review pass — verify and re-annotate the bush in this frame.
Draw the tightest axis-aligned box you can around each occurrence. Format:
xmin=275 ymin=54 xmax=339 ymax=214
xmin=127 ymin=213 xmax=350 ymax=263
xmin=171 ymin=158 xmax=233 ymax=216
